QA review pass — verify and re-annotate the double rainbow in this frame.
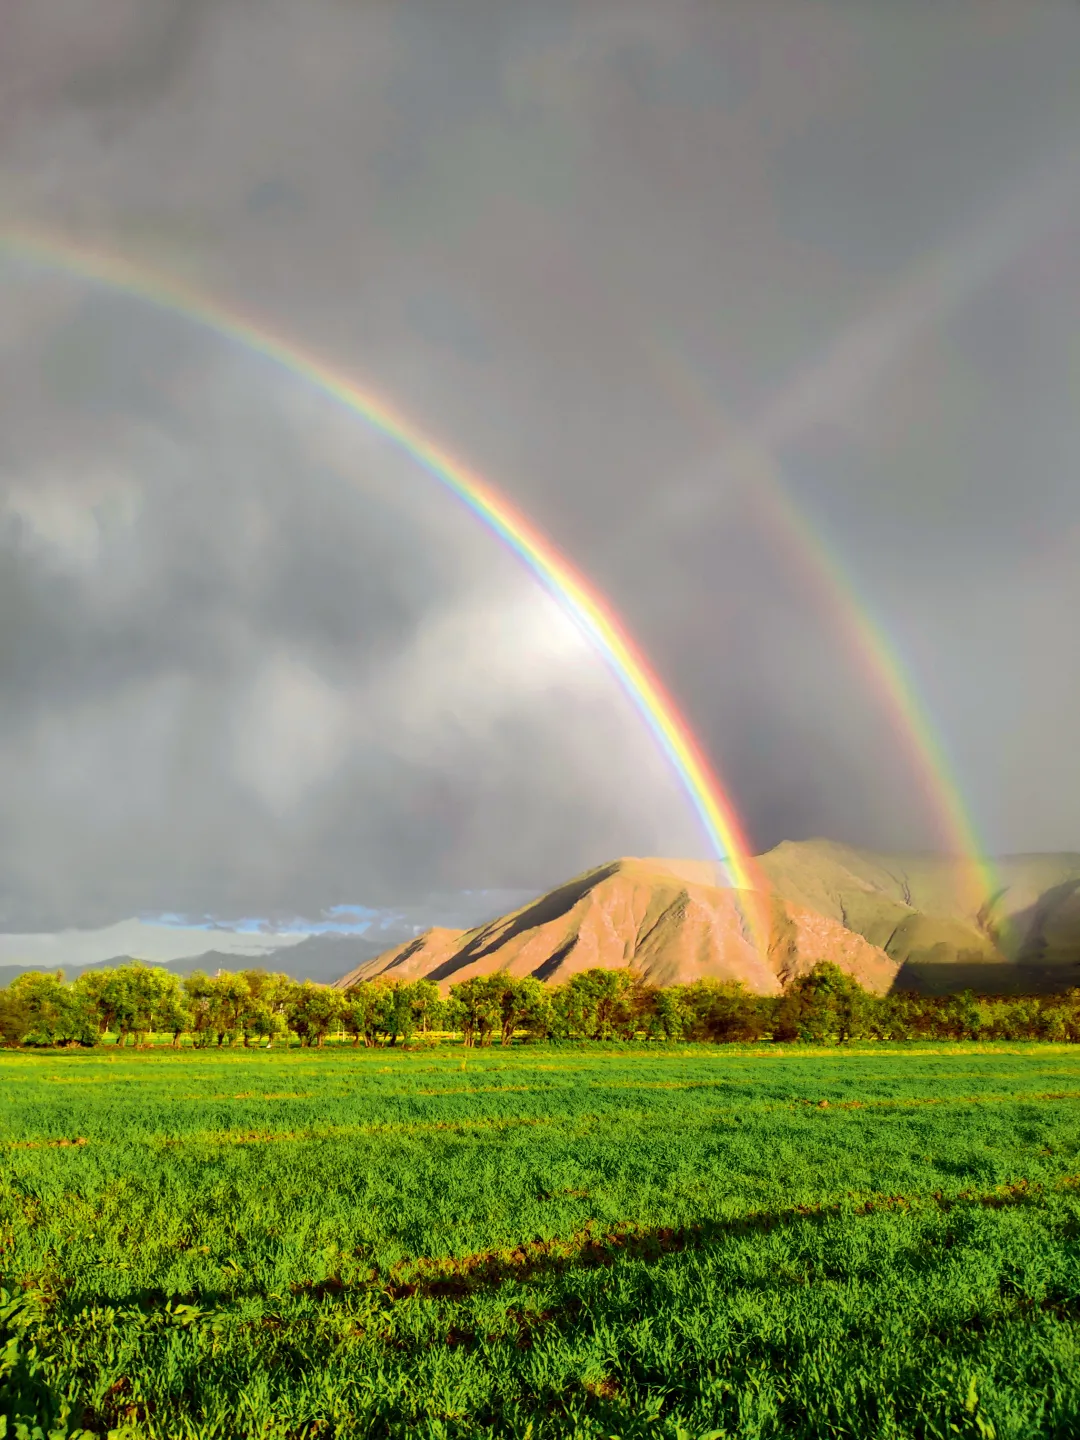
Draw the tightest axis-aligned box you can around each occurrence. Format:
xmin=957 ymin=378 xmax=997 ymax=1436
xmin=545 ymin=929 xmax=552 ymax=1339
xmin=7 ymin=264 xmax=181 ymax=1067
xmin=636 ymin=335 xmax=1000 ymax=916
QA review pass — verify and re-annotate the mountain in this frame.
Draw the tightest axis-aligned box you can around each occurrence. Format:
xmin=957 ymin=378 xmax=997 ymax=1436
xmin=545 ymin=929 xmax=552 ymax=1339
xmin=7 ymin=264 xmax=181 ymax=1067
xmin=0 ymin=934 xmax=390 ymax=987
xmin=4 ymin=844 xmax=1077 ymax=996
xmin=0 ymin=890 xmax=537 ymax=988
xmin=335 ymin=844 xmax=1080 ymax=997
xmin=759 ymin=840 xmax=1080 ymax=993
xmin=0 ymin=916 xmax=310 ymax=972
xmin=186 ymin=935 xmax=391 ymax=983
xmin=333 ymin=856 xmax=900 ymax=995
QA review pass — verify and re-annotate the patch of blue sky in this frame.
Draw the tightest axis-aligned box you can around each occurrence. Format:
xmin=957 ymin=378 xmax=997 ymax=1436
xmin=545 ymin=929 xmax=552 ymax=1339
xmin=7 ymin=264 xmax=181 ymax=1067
xmin=139 ymin=912 xmax=217 ymax=930
xmin=139 ymin=906 xmax=397 ymax=937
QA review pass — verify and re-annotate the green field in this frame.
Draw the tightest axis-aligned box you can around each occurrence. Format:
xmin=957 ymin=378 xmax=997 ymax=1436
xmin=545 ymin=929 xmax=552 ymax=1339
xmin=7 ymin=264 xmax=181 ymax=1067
xmin=3 ymin=1044 xmax=1080 ymax=1439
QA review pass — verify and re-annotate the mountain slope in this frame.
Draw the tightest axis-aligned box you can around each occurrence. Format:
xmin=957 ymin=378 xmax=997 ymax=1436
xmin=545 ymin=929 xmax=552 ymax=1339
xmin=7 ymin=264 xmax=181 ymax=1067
xmin=758 ymin=839 xmax=1080 ymax=990
xmin=335 ymin=857 xmax=898 ymax=995
xmin=9 ymin=844 xmax=1073 ymax=995
xmin=757 ymin=839 xmax=1001 ymax=964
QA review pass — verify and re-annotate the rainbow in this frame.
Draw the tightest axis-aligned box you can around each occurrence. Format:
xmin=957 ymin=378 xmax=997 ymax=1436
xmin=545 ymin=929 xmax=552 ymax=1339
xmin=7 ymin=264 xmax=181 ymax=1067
xmin=725 ymin=152 xmax=1079 ymax=919
xmin=574 ymin=148 xmax=1080 ymax=927
xmin=634 ymin=333 xmax=1001 ymax=917
xmin=625 ymin=145 xmax=1080 ymax=924
xmin=0 ymin=227 xmax=771 ymax=940
xmin=757 ymin=481 xmax=1001 ymax=914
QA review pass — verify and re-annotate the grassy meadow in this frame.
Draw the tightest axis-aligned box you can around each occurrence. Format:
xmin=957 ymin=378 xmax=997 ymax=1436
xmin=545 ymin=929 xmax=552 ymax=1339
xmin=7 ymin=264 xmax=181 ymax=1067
xmin=2 ymin=1042 xmax=1080 ymax=1439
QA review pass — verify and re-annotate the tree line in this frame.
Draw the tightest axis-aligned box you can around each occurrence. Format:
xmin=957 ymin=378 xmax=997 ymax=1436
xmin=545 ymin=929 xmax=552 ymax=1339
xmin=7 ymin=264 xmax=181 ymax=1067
xmin=2 ymin=961 xmax=1080 ymax=1048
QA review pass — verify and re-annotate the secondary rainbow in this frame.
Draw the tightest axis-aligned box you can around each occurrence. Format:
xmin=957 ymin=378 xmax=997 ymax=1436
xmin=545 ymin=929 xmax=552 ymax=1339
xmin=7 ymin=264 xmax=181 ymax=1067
xmin=636 ymin=331 xmax=1002 ymax=917
xmin=0 ymin=227 xmax=770 ymax=931
xmin=631 ymin=136 xmax=1080 ymax=923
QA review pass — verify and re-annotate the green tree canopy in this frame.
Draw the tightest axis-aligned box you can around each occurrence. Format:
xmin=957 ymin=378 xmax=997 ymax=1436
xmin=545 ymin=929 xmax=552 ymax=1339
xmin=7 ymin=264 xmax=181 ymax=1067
xmin=8 ymin=970 xmax=95 ymax=1046
xmin=285 ymin=981 xmax=343 ymax=1047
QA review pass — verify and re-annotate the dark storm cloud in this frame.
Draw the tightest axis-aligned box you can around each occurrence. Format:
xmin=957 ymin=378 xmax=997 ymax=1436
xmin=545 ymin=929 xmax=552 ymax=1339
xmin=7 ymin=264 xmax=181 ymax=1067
xmin=1 ymin=0 xmax=1079 ymax=929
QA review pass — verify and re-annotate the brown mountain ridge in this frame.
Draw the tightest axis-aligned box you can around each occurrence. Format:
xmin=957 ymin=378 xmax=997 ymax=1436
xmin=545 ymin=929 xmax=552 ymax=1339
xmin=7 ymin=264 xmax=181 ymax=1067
xmin=334 ymin=841 xmax=1080 ymax=996
xmin=335 ymin=851 xmax=894 ymax=995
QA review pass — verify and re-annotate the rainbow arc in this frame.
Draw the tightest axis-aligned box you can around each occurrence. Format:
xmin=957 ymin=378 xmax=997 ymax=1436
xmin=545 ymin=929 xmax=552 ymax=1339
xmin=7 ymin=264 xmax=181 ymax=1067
xmin=0 ymin=227 xmax=772 ymax=950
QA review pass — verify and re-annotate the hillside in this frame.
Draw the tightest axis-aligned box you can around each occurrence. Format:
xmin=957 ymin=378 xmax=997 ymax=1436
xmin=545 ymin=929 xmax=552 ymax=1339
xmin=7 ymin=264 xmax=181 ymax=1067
xmin=10 ymin=844 xmax=1073 ymax=997
xmin=759 ymin=840 xmax=1080 ymax=992
xmin=334 ymin=857 xmax=899 ymax=995
xmin=335 ymin=843 xmax=1080 ymax=996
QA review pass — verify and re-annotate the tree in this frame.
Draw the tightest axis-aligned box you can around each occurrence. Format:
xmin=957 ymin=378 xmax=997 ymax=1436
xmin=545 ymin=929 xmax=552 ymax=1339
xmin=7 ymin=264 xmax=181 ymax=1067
xmin=409 ymin=978 xmax=443 ymax=1035
xmin=174 ymin=968 xmax=289 ymax=1048
xmin=233 ymin=969 xmax=290 ymax=1048
xmin=551 ymin=969 xmax=646 ymax=1041
xmin=155 ymin=983 xmax=191 ymax=1049
xmin=342 ymin=982 xmax=384 ymax=1047
xmin=0 ymin=987 xmax=30 ymax=1047
xmin=245 ymin=1002 xmax=286 ymax=1048
xmin=128 ymin=965 xmax=187 ymax=1046
xmin=182 ymin=971 xmax=218 ymax=1047
xmin=73 ymin=964 xmax=186 ymax=1046
xmin=779 ymin=963 xmax=875 ymax=1044
xmin=7 ymin=971 xmax=95 ymax=1046
xmin=381 ymin=981 xmax=417 ymax=1047
xmin=448 ymin=975 xmax=503 ymax=1047
xmin=1056 ymin=989 xmax=1080 ymax=1043
xmin=340 ymin=979 xmax=441 ymax=1047
xmin=206 ymin=972 xmax=251 ymax=1046
xmin=73 ymin=970 xmax=120 ymax=1037
xmin=285 ymin=982 xmax=343 ymax=1047
xmin=103 ymin=967 xmax=142 ymax=1045
xmin=494 ymin=974 xmax=550 ymax=1045
xmin=680 ymin=979 xmax=769 ymax=1043
xmin=640 ymin=983 xmax=691 ymax=1041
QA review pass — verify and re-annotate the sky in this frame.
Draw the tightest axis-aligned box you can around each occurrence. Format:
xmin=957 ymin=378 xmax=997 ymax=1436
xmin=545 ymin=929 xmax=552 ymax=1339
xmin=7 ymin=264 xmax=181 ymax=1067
xmin=1 ymin=0 xmax=1079 ymax=937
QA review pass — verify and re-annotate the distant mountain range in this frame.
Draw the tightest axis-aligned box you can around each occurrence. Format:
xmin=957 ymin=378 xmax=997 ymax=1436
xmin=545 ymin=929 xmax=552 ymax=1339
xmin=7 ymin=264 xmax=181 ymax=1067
xmin=0 ymin=933 xmax=390 ymax=987
xmin=3 ymin=841 xmax=1078 ymax=995
xmin=0 ymin=891 xmax=535 ymax=987
xmin=334 ymin=841 xmax=1080 ymax=996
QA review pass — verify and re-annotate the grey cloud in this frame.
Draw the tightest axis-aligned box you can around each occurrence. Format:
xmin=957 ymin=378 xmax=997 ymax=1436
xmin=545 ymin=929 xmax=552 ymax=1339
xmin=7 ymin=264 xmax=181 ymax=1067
xmin=60 ymin=1 xmax=211 ymax=118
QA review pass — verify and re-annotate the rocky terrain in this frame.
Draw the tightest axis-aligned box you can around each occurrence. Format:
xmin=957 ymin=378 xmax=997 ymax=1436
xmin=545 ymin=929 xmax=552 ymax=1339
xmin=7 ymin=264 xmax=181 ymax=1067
xmin=336 ymin=842 xmax=1080 ymax=995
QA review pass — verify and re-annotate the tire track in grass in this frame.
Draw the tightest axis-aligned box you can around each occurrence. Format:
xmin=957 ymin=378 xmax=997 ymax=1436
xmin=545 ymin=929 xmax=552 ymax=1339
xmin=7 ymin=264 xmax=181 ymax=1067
xmin=376 ymin=1172 xmax=1080 ymax=1302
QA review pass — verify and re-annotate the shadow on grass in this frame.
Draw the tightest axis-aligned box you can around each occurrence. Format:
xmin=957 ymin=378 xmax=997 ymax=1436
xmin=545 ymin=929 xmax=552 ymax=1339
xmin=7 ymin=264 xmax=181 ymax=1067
xmin=382 ymin=1172 xmax=1077 ymax=1301
xmin=28 ymin=1173 xmax=1076 ymax=1325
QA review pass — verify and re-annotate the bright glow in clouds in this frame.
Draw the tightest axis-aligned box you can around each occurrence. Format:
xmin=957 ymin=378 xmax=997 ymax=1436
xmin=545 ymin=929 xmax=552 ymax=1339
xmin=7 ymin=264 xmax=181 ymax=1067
xmin=3 ymin=466 xmax=142 ymax=573
xmin=375 ymin=586 xmax=594 ymax=754
xmin=0 ymin=917 xmax=309 ymax=970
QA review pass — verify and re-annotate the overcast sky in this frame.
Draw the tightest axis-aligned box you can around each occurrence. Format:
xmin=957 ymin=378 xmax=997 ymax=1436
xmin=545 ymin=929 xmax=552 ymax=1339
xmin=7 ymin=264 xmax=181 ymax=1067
xmin=1 ymin=0 xmax=1079 ymax=932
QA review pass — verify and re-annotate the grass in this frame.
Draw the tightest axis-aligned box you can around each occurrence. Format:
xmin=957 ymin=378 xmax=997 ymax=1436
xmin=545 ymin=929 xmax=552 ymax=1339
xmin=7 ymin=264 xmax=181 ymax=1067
xmin=2 ymin=1042 xmax=1080 ymax=1438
